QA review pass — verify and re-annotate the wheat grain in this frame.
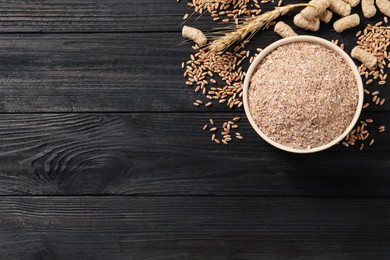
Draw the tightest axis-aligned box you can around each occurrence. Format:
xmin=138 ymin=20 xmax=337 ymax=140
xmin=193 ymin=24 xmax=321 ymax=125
xmin=208 ymin=4 xmax=309 ymax=53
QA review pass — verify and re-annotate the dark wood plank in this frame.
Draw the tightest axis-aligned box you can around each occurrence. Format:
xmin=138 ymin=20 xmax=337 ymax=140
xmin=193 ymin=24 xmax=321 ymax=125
xmin=0 ymin=0 xmax=199 ymax=33
xmin=0 ymin=33 xmax=194 ymax=112
xmin=0 ymin=0 xmax=384 ymax=33
xmin=0 ymin=196 xmax=390 ymax=259
xmin=0 ymin=112 xmax=388 ymax=196
xmin=0 ymin=0 xmax=304 ymax=33
xmin=0 ymin=32 xmax=388 ymax=113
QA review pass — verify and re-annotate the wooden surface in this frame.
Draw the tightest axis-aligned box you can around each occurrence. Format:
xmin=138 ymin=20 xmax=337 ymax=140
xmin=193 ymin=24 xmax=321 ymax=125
xmin=1 ymin=197 xmax=390 ymax=259
xmin=0 ymin=1 xmax=389 ymax=259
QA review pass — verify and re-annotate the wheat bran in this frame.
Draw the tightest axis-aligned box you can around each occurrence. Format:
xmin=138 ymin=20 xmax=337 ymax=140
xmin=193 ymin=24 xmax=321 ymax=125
xmin=248 ymin=42 xmax=359 ymax=150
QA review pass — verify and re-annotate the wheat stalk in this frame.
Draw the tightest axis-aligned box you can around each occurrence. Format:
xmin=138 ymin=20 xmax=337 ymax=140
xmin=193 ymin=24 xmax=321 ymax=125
xmin=208 ymin=3 xmax=310 ymax=53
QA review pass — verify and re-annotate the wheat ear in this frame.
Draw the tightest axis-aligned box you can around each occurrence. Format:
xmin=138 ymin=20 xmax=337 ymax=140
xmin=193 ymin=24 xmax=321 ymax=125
xmin=208 ymin=4 xmax=310 ymax=53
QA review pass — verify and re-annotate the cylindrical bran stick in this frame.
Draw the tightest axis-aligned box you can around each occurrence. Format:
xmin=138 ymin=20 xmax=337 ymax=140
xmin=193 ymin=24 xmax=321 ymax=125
xmin=351 ymin=46 xmax=377 ymax=68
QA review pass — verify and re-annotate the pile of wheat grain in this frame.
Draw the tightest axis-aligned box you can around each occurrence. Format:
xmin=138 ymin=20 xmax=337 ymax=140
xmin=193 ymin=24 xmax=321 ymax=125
xmin=182 ymin=0 xmax=263 ymax=25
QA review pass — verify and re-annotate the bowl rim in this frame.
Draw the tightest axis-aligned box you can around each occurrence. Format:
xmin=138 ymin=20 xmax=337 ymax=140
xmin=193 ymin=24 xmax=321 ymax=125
xmin=243 ymin=35 xmax=364 ymax=153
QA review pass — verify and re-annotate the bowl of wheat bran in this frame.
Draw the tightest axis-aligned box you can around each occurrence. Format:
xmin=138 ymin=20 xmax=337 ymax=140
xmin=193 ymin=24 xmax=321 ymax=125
xmin=243 ymin=36 xmax=364 ymax=153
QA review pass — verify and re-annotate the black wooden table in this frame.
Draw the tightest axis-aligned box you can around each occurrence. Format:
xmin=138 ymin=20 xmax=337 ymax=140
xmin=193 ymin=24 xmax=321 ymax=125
xmin=0 ymin=1 xmax=389 ymax=259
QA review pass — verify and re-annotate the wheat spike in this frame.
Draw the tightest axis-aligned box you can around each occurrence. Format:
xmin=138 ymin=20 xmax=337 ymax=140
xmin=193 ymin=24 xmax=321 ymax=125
xmin=208 ymin=4 xmax=310 ymax=53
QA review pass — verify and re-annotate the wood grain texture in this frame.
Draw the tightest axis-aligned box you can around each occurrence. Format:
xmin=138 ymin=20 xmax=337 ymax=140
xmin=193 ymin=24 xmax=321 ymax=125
xmin=0 ymin=196 xmax=390 ymax=259
xmin=0 ymin=0 xmax=302 ymax=33
xmin=0 ymin=33 xmax=197 ymax=112
xmin=0 ymin=0 xmax=383 ymax=33
xmin=0 ymin=0 xmax=389 ymax=258
xmin=0 ymin=0 xmax=196 ymax=33
xmin=0 ymin=31 xmax=388 ymax=113
xmin=0 ymin=112 xmax=388 ymax=196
